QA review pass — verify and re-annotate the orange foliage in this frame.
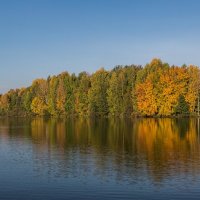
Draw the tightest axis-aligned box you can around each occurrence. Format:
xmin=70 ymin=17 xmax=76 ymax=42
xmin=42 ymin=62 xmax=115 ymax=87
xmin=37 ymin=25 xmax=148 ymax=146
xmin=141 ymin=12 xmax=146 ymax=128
xmin=136 ymin=75 xmax=158 ymax=115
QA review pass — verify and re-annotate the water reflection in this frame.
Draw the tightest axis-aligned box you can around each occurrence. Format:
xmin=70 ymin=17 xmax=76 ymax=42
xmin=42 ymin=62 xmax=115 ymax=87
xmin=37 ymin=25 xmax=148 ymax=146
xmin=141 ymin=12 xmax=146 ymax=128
xmin=0 ymin=117 xmax=200 ymax=184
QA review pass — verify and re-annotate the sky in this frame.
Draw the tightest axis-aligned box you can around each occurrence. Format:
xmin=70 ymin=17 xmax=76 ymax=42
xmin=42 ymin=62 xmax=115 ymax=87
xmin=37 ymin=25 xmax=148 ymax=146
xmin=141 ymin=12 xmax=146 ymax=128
xmin=0 ymin=0 xmax=200 ymax=93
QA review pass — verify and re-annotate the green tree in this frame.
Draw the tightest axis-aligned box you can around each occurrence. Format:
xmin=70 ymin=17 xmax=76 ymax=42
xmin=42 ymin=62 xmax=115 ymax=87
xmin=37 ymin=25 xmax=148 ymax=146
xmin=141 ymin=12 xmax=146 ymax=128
xmin=107 ymin=71 xmax=122 ymax=116
xmin=88 ymin=68 xmax=109 ymax=116
xmin=75 ymin=72 xmax=90 ymax=115
xmin=22 ymin=89 xmax=33 ymax=112
xmin=47 ymin=76 xmax=58 ymax=115
xmin=175 ymin=95 xmax=189 ymax=115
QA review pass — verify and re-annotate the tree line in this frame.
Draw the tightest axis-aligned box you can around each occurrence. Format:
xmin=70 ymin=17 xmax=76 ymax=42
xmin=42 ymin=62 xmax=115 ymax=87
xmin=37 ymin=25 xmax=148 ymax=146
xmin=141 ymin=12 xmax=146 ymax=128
xmin=0 ymin=58 xmax=199 ymax=117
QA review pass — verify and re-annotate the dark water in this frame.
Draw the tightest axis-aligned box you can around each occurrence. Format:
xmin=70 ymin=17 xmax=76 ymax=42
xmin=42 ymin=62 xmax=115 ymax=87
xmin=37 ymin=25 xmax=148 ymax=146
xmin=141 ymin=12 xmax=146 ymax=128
xmin=0 ymin=118 xmax=200 ymax=200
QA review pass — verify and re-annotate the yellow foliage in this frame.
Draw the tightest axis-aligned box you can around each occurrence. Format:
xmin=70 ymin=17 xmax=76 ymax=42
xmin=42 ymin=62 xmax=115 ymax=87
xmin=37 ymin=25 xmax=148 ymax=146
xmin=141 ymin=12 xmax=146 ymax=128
xmin=185 ymin=65 xmax=199 ymax=113
xmin=31 ymin=97 xmax=47 ymax=115
xmin=157 ymin=67 xmax=189 ymax=116
xmin=136 ymin=75 xmax=157 ymax=115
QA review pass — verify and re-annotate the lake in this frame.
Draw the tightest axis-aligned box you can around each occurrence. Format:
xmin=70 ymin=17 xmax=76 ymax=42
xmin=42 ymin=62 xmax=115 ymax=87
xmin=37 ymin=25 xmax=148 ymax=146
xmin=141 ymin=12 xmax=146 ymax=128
xmin=0 ymin=117 xmax=200 ymax=200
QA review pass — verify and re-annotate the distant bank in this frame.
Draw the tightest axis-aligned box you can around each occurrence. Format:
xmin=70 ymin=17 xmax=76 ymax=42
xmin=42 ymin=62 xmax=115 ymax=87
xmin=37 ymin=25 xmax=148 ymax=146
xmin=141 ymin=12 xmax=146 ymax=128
xmin=0 ymin=58 xmax=200 ymax=117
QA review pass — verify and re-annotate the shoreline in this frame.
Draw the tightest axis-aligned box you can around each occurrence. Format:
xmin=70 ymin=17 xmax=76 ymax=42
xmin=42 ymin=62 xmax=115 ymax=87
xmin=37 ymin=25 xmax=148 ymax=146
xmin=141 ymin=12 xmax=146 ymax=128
xmin=0 ymin=113 xmax=199 ymax=119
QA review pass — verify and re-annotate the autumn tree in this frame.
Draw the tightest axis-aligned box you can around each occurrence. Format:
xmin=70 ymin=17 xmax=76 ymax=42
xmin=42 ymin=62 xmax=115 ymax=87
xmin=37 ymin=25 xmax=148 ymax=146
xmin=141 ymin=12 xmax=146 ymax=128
xmin=31 ymin=97 xmax=48 ymax=115
xmin=0 ymin=93 xmax=10 ymax=113
xmin=158 ymin=66 xmax=189 ymax=116
xmin=185 ymin=65 xmax=200 ymax=114
xmin=135 ymin=59 xmax=167 ymax=116
xmin=136 ymin=74 xmax=158 ymax=116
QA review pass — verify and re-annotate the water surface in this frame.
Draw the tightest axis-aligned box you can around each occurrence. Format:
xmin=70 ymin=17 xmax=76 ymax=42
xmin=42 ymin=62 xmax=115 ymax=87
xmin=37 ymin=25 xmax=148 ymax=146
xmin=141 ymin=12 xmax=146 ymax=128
xmin=0 ymin=118 xmax=200 ymax=200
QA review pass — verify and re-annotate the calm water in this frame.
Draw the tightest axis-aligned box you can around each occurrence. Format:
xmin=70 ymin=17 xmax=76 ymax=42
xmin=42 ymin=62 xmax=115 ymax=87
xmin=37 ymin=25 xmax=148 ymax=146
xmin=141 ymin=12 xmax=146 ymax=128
xmin=0 ymin=118 xmax=200 ymax=200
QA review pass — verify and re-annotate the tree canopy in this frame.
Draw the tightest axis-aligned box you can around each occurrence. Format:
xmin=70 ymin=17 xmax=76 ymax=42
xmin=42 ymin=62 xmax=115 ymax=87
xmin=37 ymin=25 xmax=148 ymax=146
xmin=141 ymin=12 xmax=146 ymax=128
xmin=0 ymin=59 xmax=199 ymax=117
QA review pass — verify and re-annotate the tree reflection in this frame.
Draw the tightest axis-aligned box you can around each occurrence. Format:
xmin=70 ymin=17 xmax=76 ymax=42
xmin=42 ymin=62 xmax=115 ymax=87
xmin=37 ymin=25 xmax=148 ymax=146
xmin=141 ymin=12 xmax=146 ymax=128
xmin=0 ymin=117 xmax=200 ymax=183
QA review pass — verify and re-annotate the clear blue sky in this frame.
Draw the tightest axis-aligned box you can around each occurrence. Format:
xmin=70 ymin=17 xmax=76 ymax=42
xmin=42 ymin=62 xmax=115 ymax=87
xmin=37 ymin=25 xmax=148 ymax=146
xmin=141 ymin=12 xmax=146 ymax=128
xmin=0 ymin=0 xmax=200 ymax=93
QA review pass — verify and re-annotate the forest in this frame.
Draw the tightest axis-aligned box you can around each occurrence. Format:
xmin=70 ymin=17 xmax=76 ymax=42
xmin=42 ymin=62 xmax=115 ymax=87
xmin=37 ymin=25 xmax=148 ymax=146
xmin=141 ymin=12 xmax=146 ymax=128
xmin=0 ymin=58 xmax=199 ymax=117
